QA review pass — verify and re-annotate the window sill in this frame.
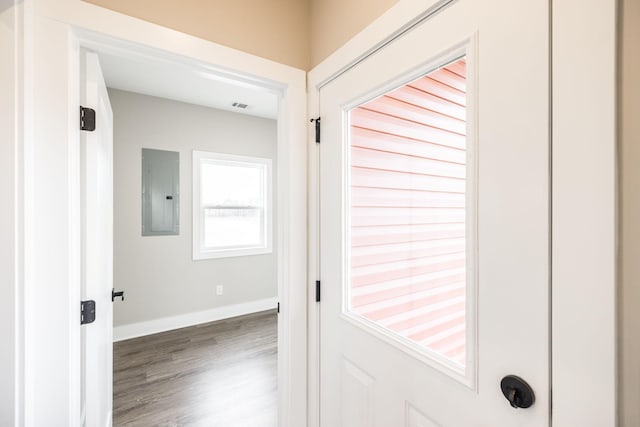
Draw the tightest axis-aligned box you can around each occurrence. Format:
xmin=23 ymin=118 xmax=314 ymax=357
xmin=193 ymin=246 xmax=272 ymax=260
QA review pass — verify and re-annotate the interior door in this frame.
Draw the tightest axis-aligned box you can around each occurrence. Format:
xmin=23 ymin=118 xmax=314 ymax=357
xmin=80 ymin=50 xmax=114 ymax=427
xmin=319 ymin=1 xmax=549 ymax=425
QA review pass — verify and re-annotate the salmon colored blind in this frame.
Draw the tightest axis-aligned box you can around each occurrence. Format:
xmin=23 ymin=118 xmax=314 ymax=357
xmin=349 ymin=58 xmax=467 ymax=367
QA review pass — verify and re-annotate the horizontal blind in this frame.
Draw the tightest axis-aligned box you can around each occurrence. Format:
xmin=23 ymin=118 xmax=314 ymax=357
xmin=349 ymin=58 xmax=467 ymax=366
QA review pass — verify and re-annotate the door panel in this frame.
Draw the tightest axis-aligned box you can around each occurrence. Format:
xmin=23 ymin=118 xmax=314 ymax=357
xmin=80 ymin=50 xmax=114 ymax=427
xmin=319 ymin=1 xmax=549 ymax=425
xmin=406 ymin=403 xmax=441 ymax=427
xmin=341 ymin=359 xmax=375 ymax=427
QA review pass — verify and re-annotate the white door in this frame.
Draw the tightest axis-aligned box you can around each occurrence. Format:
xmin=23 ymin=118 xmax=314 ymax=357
xmin=80 ymin=50 xmax=114 ymax=427
xmin=319 ymin=1 xmax=549 ymax=425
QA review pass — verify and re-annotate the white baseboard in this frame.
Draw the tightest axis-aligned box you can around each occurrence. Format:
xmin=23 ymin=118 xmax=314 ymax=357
xmin=113 ymin=297 xmax=278 ymax=342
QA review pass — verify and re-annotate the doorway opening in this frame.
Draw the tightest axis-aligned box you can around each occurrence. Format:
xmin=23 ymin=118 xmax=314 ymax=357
xmin=79 ymin=36 xmax=285 ymax=426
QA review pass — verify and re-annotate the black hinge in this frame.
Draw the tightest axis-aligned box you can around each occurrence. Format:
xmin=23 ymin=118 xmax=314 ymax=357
xmin=310 ymin=117 xmax=321 ymax=143
xmin=277 ymin=302 xmax=280 ymax=313
xmin=80 ymin=300 xmax=96 ymax=325
xmin=111 ymin=288 xmax=125 ymax=302
xmin=80 ymin=106 xmax=96 ymax=131
xmin=315 ymin=280 xmax=321 ymax=302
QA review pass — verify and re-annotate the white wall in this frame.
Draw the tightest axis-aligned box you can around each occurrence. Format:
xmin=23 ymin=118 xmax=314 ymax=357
xmin=0 ymin=1 xmax=19 ymax=424
xmin=109 ymin=89 xmax=278 ymax=331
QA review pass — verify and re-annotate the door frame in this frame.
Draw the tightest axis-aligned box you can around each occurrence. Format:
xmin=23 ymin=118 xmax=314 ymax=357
xmin=1 ymin=2 xmax=23 ymax=426
xmin=18 ymin=0 xmax=307 ymax=425
xmin=307 ymin=0 xmax=617 ymax=425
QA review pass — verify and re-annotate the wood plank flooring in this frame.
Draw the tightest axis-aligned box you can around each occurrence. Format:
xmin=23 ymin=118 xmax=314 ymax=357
xmin=113 ymin=310 xmax=278 ymax=427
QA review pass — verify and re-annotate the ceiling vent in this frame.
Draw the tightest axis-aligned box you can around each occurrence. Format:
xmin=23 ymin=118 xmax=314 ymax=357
xmin=232 ymin=102 xmax=249 ymax=109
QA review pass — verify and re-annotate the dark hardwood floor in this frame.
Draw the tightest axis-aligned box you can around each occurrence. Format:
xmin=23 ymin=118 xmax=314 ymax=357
xmin=113 ymin=310 xmax=278 ymax=427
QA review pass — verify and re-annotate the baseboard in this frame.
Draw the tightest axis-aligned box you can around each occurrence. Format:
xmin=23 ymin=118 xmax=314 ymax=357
xmin=113 ymin=297 xmax=278 ymax=342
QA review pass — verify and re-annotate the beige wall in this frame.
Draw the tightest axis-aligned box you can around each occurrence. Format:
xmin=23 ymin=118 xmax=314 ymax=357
xmin=83 ymin=0 xmax=310 ymax=70
xmin=620 ymin=0 xmax=640 ymax=425
xmin=82 ymin=0 xmax=400 ymax=69
xmin=109 ymin=89 xmax=278 ymax=327
xmin=309 ymin=0 xmax=399 ymax=67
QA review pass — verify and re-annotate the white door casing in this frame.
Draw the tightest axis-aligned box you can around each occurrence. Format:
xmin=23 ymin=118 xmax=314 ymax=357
xmin=80 ymin=50 xmax=113 ymax=427
xmin=319 ymin=1 xmax=549 ymax=425
xmin=20 ymin=1 xmax=307 ymax=424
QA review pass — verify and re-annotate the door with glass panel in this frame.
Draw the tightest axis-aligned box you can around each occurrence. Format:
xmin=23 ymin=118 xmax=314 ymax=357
xmin=318 ymin=1 xmax=549 ymax=425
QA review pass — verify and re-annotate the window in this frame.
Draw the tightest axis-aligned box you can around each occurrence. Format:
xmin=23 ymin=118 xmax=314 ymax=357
xmin=346 ymin=56 xmax=472 ymax=372
xmin=193 ymin=151 xmax=272 ymax=260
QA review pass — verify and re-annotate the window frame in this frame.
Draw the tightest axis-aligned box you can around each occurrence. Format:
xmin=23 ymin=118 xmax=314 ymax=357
xmin=192 ymin=150 xmax=273 ymax=260
xmin=340 ymin=47 xmax=478 ymax=386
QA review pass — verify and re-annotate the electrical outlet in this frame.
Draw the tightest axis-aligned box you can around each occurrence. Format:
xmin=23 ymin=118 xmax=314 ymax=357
xmin=216 ymin=285 xmax=224 ymax=296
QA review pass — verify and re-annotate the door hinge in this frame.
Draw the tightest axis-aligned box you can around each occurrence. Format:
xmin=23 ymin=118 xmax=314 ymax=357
xmin=80 ymin=300 xmax=96 ymax=325
xmin=310 ymin=117 xmax=321 ymax=143
xmin=315 ymin=280 xmax=321 ymax=302
xmin=80 ymin=106 xmax=96 ymax=131
xmin=111 ymin=288 xmax=125 ymax=302
xmin=277 ymin=302 xmax=280 ymax=313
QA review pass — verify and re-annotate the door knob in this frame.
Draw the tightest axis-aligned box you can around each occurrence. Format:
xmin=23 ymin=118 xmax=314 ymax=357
xmin=500 ymin=375 xmax=535 ymax=409
xmin=112 ymin=288 xmax=125 ymax=302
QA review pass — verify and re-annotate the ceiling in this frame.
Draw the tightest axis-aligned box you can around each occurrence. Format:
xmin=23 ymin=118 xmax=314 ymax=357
xmin=97 ymin=51 xmax=280 ymax=120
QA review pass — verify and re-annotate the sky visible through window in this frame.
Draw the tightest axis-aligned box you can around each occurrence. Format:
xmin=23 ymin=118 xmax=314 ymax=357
xmin=200 ymin=160 xmax=266 ymax=250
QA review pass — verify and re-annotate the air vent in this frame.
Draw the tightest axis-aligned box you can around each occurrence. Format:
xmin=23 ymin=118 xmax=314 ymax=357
xmin=232 ymin=102 xmax=249 ymax=109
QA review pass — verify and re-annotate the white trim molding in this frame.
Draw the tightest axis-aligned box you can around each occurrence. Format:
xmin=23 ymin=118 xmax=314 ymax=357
xmin=192 ymin=150 xmax=273 ymax=260
xmin=19 ymin=1 xmax=307 ymax=425
xmin=0 ymin=1 xmax=24 ymax=426
xmin=113 ymin=297 xmax=278 ymax=342
xmin=551 ymin=0 xmax=617 ymax=425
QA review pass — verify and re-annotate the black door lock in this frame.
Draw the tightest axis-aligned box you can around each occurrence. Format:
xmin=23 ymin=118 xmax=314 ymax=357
xmin=112 ymin=288 xmax=125 ymax=302
xmin=500 ymin=375 xmax=535 ymax=409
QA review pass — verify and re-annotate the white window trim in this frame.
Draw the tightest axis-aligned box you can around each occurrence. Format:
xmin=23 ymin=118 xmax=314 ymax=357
xmin=192 ymin=150 xmax=273 ymax=260
xmin=340 ymin=44 xmax=477 ymax=388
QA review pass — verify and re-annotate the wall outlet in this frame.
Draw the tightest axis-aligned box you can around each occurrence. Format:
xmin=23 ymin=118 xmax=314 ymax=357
xmin=216 ymin=285 xmax=224 ymax=296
